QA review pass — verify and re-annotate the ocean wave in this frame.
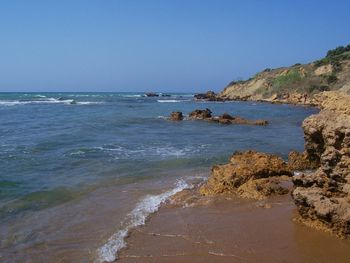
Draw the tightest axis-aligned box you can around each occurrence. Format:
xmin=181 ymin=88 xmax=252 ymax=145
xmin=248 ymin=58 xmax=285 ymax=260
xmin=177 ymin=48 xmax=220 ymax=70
xmin=0 ymin=98 xmax=103 ymax=106
xmin=121 ymin=94 xmax=142 ymax=98
xmin=95 ymin=179 xmax=193 ymax=262
xmin=157 ymin=99 xmax=191 ymax=103
xmin=68 ymin=144 xmax=208 ymax=159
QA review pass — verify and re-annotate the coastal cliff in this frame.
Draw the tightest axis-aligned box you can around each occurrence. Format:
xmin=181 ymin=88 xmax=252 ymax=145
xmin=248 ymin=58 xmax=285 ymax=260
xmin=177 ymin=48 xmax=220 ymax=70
xmin=292 ymin=91 xmax=350 ymax=237
xmin=198 ymin=45 xmax=350 ymax=106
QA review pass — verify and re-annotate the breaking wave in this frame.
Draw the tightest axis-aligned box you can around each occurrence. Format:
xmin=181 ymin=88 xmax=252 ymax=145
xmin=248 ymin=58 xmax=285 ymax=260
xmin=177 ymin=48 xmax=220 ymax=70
xmin=95 ymin=179 xmax=193 ymax=262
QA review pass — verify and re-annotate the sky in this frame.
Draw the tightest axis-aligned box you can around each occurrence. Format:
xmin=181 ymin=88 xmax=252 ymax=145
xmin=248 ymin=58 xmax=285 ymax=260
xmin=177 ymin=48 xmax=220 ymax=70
xmin=0 ymin=0 xmax=350 ymax=92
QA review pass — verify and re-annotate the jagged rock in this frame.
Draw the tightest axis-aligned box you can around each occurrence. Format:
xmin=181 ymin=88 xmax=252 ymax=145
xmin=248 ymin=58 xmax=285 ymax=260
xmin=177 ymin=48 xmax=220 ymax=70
xmin=145 ymin=92 xmax=159 ymax=97
xmin=292 ymin=91 xmax=350 ymax=237
xmin=169 ymin=111 xmax=183 ymax=121
xmin=212 ymin=113 xmax=268 ymax=125
xmin=189 ymin=108 xmax=212 ymax=120
xmin=199 ymin=150 xmax=292 ymax=199
xmin=194 ymin=91 xmax=224 ymax=101
xmin=288 ymin=151 xmax=319 ymax=171
xmin=237 ymin=176 xmax=291 ymax=200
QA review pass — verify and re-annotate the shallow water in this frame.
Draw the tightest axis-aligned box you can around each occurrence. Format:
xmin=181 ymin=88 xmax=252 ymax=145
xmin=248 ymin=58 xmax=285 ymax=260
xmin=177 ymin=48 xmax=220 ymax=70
xmin=0 ymin=92 xmax=318 ymax=262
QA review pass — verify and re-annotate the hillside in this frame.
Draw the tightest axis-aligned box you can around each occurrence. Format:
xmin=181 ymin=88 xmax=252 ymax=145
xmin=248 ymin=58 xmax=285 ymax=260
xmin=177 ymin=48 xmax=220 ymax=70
xmin=219 ymin=45 xmax=350 ymax=105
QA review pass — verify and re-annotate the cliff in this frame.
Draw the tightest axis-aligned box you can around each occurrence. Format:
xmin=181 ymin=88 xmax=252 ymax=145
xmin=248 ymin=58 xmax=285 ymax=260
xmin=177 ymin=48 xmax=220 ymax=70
xmin=217 ymin=45 xmax=350 ymax=105
xmin=292 ymin=91 xmax=350 ymax=237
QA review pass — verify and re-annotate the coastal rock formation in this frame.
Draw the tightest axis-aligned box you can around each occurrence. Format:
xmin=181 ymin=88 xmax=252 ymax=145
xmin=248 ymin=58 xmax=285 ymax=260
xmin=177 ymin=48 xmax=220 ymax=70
xmin=169 ymin=111 xmax=183 ymax=121
xmin=194 ymin=91 xmax=224 ymax=101
xmin=144 ymin=92 xmax=159 ymax=97
xmin=215 ymin=45 xmax=350 ymax=106
xmin=287 ymin=151 xmax=319 ymax=171
xmin=199 ymin=150 xmax=292 ymax=199
xmin=188 ymin=108 xmax=212 ymax=120
xmin=212 ymin=113 xmax=268 ymax=126
xmin=291 ymin=91 xmax=350 ymax=237
xmin=185 ymin=110 xmax=268 ymax=126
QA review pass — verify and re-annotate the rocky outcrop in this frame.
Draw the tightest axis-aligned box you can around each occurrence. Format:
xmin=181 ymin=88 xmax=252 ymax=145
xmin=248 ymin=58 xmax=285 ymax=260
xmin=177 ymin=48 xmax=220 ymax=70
xmin=185 ymin=109 xmax=268 ymax=126
xmin=291 ymin=92 xmax=350 ymax=237
xmin=144 ymin=92 xmax=159 ymax=97
xmin=188 ymin=108 xmax=212 ymax=120
xmin=169 ymin=111 xmax=183 ymax=121
xmin=199 ymin=150 xmax=292 ymax=199
xmin=216 ymin=45 xmax=350 ymax=106
xmin=287 ymin=151 xmax=319 ymax=171
xmin=194 ymin=91 xmax=224 ymax=101
xmin=212 ymin=113 xmax=268 ymax=126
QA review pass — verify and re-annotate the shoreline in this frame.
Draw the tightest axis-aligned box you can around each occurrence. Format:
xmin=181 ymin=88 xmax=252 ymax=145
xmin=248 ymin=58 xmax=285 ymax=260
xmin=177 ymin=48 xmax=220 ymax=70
xmin=111 ymin=90 xmax=350 ymax=262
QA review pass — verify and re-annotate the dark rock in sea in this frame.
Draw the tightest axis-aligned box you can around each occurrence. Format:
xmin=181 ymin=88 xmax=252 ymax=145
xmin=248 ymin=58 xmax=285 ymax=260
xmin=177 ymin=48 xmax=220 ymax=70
xmin=291 ymin=91 xmax=350 ymax=238
xmin=161 ymin=94 xmax=171 ymax=97
xmin=194 ymin=90 xmax=225 ymax=101
xmin=212 ymin=113 xmax=268 ymax=126
xmin=169 ymin=111 xmax=183 ymax=121
xmin=199 ymin=150 xmax=292 ymax=199
xmin=145 ymin=92 xmax=159 ymax=97
xmin=189 ymin=108 xmax=212 ymax=120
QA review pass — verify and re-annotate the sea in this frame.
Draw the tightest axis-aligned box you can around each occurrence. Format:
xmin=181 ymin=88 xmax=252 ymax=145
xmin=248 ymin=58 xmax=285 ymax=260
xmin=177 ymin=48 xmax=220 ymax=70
xmin=0 ymin=92 xmax=318 ymax=262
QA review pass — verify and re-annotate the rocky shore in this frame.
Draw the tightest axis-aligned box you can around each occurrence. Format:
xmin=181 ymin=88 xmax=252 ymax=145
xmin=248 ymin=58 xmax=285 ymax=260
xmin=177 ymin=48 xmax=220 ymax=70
xmin=196 ymin=91 xmax=350 ymax=238
xmin=292 ymin=91 xmax=350 ymax=237
xmin=168 ymin=108 xmax=268 ymax=125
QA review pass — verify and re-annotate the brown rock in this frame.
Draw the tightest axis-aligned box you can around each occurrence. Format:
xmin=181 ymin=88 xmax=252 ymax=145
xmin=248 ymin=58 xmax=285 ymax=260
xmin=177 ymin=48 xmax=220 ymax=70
xmin=194 ymin=91 xmax=225 ymax=101
xmin=288 ymin=151 xmax=319 ymax=171
xmin=292 ymin=91 xmax=350 ymax=237
xmin=189 ymin=108 xmax=212 ymax=120
xmin=199 ymin=150 xmax=292 ymax=199
xmin=169 ymin=111 xmax=183 ymax=121
xmin=214 ymin=113 xmax=268 ymax=126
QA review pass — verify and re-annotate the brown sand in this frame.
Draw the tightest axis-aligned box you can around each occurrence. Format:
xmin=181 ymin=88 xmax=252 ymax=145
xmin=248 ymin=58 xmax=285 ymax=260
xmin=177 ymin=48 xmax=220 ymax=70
xmin=118 ymin=194 xmax=350 ymax=263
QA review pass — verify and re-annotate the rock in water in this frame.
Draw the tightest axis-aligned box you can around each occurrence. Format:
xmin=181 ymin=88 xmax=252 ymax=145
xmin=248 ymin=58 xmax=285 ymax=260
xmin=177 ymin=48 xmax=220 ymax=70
xmin=199 ymin=150 xmax=292 ymax=199
xmin=169 ymin=111 xmax=183 ymax=121
xmin=145 ymin=92 xmax=159 ymax=97
xmin=189 ymin=108 xmax=212 ymax=120
xmin=292 ymin=91 xmax=350 ymax=237
xmin=194 ymin=90 xmax=224 ymax=101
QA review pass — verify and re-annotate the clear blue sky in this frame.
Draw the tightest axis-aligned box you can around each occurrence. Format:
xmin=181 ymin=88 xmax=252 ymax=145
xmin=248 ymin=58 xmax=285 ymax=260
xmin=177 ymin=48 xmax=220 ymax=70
xmin=1 ymin=0 xmax=349 ymax=92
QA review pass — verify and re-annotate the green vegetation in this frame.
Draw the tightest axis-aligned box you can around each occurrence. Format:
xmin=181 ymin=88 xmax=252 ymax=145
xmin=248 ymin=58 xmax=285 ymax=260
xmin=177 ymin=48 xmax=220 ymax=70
xmin=326 ymin=45 xmax=350 ymax=57
xmin=324 ymin=72 xmax=338 ymax=84
xmin=272 ymin=69 xmax=302 ymax=89
xmin=314 ymin=44 xmax=350 ymax=69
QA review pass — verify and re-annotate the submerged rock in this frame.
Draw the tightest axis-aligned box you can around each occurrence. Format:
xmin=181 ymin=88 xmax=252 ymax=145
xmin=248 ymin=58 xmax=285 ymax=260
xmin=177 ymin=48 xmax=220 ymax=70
xmin=169 ymin=111 xmax=183 ymax=121
xmin=145 ymin=92 xmax=159 ymax=97
xmin=199 ymin=150 xmax=292 ymax=199
xmin=212 ymin=113 xmax=268 ymax=126
xmin=186 ymin=110 xmax=268 ymax=126
xmin=291 ymin=91 xmax=350 ymax=237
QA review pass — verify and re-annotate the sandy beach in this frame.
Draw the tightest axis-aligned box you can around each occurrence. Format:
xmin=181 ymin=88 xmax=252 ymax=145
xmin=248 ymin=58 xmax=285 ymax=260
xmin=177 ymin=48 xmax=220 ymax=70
xmin=118 ymin=193 xmax=350 ymax=263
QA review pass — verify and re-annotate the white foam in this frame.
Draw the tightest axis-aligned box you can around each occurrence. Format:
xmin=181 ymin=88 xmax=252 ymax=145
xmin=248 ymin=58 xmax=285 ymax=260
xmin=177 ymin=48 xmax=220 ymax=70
xmin=95 ymin=179 xmax=193 ymax=262
xmin=0 ymin=98 xmax=102 ymax=106
xmin=122 ymin=94 xmax=142 ymax=98
xmin=157 ymin=99 xmax=190 ymax=103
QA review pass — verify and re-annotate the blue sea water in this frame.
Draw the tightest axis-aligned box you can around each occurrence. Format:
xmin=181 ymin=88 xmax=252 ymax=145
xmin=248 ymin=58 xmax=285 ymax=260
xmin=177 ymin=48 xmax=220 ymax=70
xmin=0 ymin=92 xmax=318 ymax=262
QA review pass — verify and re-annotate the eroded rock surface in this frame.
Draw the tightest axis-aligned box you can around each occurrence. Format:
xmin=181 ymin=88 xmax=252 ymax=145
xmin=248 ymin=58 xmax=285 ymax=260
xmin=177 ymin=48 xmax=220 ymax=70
xmin=188 ymin=108 xmax=212 ymax=120
xmin=169 ymin=111 xmax=183 ymax=121
xmin=184 ymin=110 xmax=268 ymax=126
xmin=199 ymin=150 xmax=292 ymax=199
xmin=288 ymin=151 xmax=319 ymax=171
xmin=292 ymin=92 xmax=350 ymax=237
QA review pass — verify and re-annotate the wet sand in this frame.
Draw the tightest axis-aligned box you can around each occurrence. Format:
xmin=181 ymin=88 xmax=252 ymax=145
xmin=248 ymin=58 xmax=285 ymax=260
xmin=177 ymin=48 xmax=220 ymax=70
xmin=118 ymin=193 xmax=350 ymax=263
